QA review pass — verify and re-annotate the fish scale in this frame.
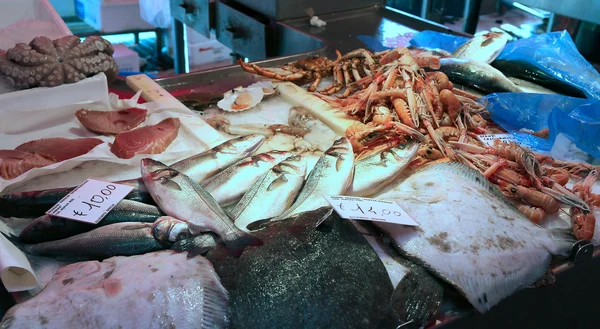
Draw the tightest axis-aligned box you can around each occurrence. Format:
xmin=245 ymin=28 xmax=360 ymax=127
xmin=374 ymin=162 xmax=574 ymax=312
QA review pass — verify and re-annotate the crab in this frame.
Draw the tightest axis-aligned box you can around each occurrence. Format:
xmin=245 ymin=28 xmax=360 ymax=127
xmin=238 ymin=55 xmax=334 ymax=92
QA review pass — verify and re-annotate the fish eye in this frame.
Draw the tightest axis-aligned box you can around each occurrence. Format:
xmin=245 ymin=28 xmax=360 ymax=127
xmin=510 ymin=187 xmax=517 ymax=193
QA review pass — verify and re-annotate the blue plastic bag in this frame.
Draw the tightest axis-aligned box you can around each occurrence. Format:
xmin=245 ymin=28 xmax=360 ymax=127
xmin=409 ymin=30 xmax=600 ymax=159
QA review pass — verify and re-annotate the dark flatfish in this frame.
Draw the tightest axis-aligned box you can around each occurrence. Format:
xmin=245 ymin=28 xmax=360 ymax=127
xmin=206 ymin=207 xmax=400 ymax=329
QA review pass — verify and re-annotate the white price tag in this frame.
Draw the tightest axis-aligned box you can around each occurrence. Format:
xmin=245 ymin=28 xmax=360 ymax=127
xmin=324 ymin=195 xmax=418 ymax=226
xmin=477 ymin=133 xmax=519 ymax=147
xmin=46 ymin=179 xmax=134 ymax=224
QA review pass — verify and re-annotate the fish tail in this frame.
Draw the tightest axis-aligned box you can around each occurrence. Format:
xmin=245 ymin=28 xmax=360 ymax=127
xmin=223 ymin=231 xmax=263 ymax=257
xmin=548 ymin=228 xmax=577 ymax=257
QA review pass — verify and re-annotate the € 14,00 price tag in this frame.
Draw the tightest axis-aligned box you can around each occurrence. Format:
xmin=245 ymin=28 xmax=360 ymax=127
xmin=324 ymin=195 xmax=418 ymax=226
xmin=46 ymin=179 xmax=134 ymax=224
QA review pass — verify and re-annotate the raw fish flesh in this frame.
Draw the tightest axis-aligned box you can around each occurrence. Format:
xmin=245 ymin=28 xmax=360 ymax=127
xmin=15 ymin=137 xmax=103 ymax=162
xmin=374 ymin=162 xmax=574 ymax=312
xmin=75 ymin=107 xmax=147 ymax=134
xmin=110 ymin=118 xmax=180 ymax=159
xmin=0 ymin=251 xmax=229 ymax=329
xmin=0 ymin=150 xmax=54 ymax=180
xmin=206 ymin=207 xmax=399 ymax=329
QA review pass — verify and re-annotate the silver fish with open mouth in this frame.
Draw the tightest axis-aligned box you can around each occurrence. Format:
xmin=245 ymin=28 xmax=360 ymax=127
xmin=141 ymin=158 xmax=263 ymax=256
xmin=347 ymin=141 xmax=419 ymax=197
xmin=374 ymin=162 xmax=575 ymax=313
xmin=202 ymin=150 xmax=293 ymax=207
xmin=439 ymin=57 xmax=522 ymax=94
xmin=231 ymin=155 xmax=307 ymax=231
xmin=275 ymin=137 xmax=355 ymax=220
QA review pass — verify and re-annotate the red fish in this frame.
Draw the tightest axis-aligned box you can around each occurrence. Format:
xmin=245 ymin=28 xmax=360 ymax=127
xmin=0 ymin=150 xmax=55 ymax=180
xmin=15 ymin=137 xmax=104 ymax=162
xmin=110 ymin=118 xmax=181 ymax=159
xmin=76 ymin=107 xmax=148 ymax=135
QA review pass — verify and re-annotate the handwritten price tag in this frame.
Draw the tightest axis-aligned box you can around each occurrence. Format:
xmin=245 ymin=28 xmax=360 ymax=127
xmin=324 ymin=195 xmax=418 ymax=226
xmin=477 ymin=133 xmax=519 ymax=147
xmin=46 ymin=179 xmax=134 ymax=224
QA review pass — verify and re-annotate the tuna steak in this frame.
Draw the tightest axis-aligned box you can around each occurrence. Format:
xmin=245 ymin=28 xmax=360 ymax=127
xmin=15 ymin=137 xmax=104 ymax=162
xmin=75 ymin=107 xmax=148 ymax=134
xmin=0 ymin=150 xmax=55 ymax=180
xmin=110 ymin=117 xmax=180 ymax=159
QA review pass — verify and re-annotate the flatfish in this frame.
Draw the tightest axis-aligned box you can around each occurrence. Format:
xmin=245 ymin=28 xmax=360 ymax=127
xmin=373 ymin=162 xmax=574 ymax=312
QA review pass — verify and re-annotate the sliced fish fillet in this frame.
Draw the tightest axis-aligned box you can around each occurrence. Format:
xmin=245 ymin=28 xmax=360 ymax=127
xmin=110 ymin=118 xmax=181 ymax=159
xmin=76 ymin=107 xmax=148 ymax=134
xmin=0 ymin=150 xmax=55 ymax=180
xmin=15 ymin=137 xmax=104 ymax=162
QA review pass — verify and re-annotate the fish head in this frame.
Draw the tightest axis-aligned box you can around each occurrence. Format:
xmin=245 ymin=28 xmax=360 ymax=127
xmin=218 ymin=134 xmax=265 ymax=155
xmin=140 ymin=158 xmax=183 ymax=192
xmin=152 ymin=216 xmax=194 ymax=244
xmin=275 ymin=155 xmax=307 ymax=176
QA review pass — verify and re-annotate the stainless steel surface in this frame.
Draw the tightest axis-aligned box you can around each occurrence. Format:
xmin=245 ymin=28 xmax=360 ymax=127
xmin=170 ymin=0 xmax=212 ymax=37
xmin=515 ymin=0 xmax=600 ymax=25
xmin=215 ymin=1 xmax=268 ymax=60
xmin=232 ymin=0 xmax=384 ymax=20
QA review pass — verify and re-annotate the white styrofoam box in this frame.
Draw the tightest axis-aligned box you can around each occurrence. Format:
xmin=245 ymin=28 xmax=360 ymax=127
xmin=75 ymin=0 xmax=155 ymax=33
xmin=0 ymin=0 xmax=71 ymax=50
xmin=186 ymin=26 xmax=215 ymax=44
xmin=112 ymin=43 xmax=140 ymax=73
xmin=188 ymin=39 xmax=232 ymax=67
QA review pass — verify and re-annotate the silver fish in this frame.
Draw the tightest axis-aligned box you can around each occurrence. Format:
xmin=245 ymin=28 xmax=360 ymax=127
xmin=231 ymin=155 xmax=307 ymax=231
xmin=18 ymin=219 xmax=192 ymax=261
xmin=202 ymin=151 xmax=293 ymax=207
xmin=276 ymin=137 xmax=355 ymax=220
xmin=373 ymin=162 xmax=574 ymax=312
xmin=452 ymin=31 xmax=509 ymax=63
xmin=141 ymin=158 xmax=262 ymax=256
xmin=347 ymin=142 xmax=418 ymax=197
xmin=439 ymin=57 xmax=522 ymax=93
xmin=508 ymin=77 xmax=558 ymax=94
xmin=172 ymin=232 xmax=221 ymax=256
xmin=0 ymin=251 xmax=229 ymax=329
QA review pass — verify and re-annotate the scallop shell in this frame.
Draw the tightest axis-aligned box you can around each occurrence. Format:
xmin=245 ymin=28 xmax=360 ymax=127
xmin=217 ymin=86 xmax=265 ymax=112
xmin=249 ymin=80 xmax=276 ymax=97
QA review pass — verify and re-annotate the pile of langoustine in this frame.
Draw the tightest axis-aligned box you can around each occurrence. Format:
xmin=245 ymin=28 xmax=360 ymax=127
xmin=239 ymin=46 xmax=600 ymax=241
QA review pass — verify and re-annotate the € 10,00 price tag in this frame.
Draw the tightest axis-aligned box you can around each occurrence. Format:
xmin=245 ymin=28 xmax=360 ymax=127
xmin=324 ymin=195 xmax=418 ymax=226
xmin=46 ymin=179 xmax=134 ymax=224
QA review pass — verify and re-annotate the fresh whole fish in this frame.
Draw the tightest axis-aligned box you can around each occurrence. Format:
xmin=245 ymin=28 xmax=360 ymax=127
xmin=275 ymin=137 xmax=355 ymax=220
xmin=438 ymin=58 xmax=522 ymax=93
xmin=231 ymin=155 xmax=307 ymax=231
xmin=452 ymin=31 xmax=509 ymax=63
xmin=206 ymin=207 xmax=400 ymax=329
xmin=75 ymin=107 xmax=148 ymax=135
xmin=19 ymin=199 xmax=164 ymax=243
xmin=0 ymin=251 xmax=229 ymax=329
xmin=374 ymin=162 xmax=575 ymax=312
xmin=492 ymin=60 xmax=586 ymax=98
xmin=202 ymin=150 xmax=293 ymax=207
xmin=110 ymin=117 xmax=181 ymax=159
xmin=0 ymin=134 xmax=265 ymax=218
xmin=346 ymin=141 xmax=418 ymax=197
xmin=141 ymin=158 xmax=263 ymax=256
xmin=14 ymin=217 xmax=194 ymax=261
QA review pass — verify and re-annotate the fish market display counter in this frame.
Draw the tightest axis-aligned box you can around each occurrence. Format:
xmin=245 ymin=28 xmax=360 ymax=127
xmin=2 ymin=9 xmax=600 ymax=329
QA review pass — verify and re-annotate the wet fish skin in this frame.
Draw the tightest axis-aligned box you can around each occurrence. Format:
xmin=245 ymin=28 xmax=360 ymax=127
xmin=275 ymin=137 xmax=355 ymax=220
xmin=507 ymin=77 xmax=558 ymax=94
xmin=492 ymin=60 xmax=586 ymax=98
xmin=439 ymin=57 xmax=522 ymax=94
xmin=347 ymin=142 xmax=418 ymax=197
xmin=141 ymin=158 xmax=262 ymax=256
xmin=19 ymin=222 xmax=167 ymax=261
xmin=202 ymin=151 xmax=293 ymax=207
xmin=0 ymin=251 xmax=230 ymax=329
xmin=452 ymin=31 xmax=509 ymax=63
xmin=19 ymin=199 xmax=164 ymax=243
xmin=171 ymin=232 xmax=221 ymax=257
xmin=231 ymin=155 xmax=307 ymax=231
xmin=374 ymin=162 xmax=575 ymax=312
xmin=171 ymin=134 xmax=266 ymax=183
xmin=0 ymin=135 xmax=265 ymax=218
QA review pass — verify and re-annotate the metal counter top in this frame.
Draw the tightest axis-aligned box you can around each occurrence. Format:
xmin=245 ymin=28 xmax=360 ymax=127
xmin=514 ymin=0 xmax=600 ymax=25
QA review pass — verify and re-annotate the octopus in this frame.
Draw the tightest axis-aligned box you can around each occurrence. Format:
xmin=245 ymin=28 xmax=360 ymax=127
xmin=0 ymin=35 xmax=119 ymax=89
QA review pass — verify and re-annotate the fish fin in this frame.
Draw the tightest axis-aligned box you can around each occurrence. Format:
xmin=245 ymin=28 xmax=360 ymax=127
xmin=548 ymin=228 xmax=577 ymax=257
xmin=391 ymin=265 xmax=444 ymax=327
xmin=171 ymin=233 xmax=220 ymax=258
xmin=222 ymin=231 xmax=263 ymax=257
xmin=336 ymin=156 xmax=344 ymax=172
xmin=120 ymin=223 xmax=152 ymax=230
xmin=266 ymin=175 xmax=288 ymax=192
xmin=314 ymin=206 xmax=335 ymax=228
